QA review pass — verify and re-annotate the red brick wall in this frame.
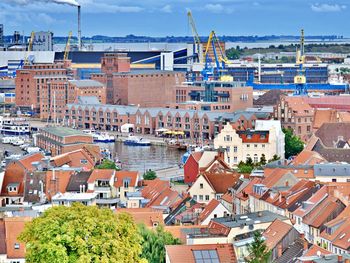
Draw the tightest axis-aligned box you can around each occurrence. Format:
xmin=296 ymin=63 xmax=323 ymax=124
xmin=184 ymin=155 xmax=199 ymax=184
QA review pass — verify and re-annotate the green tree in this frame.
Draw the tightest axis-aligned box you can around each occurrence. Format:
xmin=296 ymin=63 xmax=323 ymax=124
xmin=259 ymin=154 xmax=267 ymax=166
xmin=138 ymin=224 xmax=181 ymax=263
xmin=143 ymin=170 xmax=157 ymax=180
xmin=19 ymin=203 xmax=147 ymax=263
xmin=96 ymin=159 xmax=120 ymax=170
xmin=283 ymin=128 xmax=304 ymax=159
xmin=246 ymin=231 xmax=271 ymax=263
xmin=237 ymin=161 xmax=254 ymax=174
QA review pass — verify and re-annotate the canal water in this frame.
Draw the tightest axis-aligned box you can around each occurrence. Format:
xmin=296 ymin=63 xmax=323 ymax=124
xmin=98 ymin=142 xmax=185 ymax=175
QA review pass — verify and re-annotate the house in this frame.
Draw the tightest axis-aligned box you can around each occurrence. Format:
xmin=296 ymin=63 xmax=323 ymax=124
xmin=221 ymin=191 xmax=233 ymax=212
xmin=45 ymin=169 xmax=76 ymax=201
xmin=263 ymin=219 xmax=301 ymax=262
xmin=65 ymin=171 xmax=92 ymax=193
xmin=214 ymin=120 xmax=284 ymax=168
xmin=297 ymin=244 xmax=332 ymax=263
xmin=165 ymin=244 xmax=237 ymax=263
xmin=291 ymin=150 xmax=325 ymax=166
xmin=87 ymin=169 xmax=118 ymax=207
xmin=52 ymin=192 xmax=97 ymax=206
xmin=314 ymin=163 xmax=350 ymax=183
xmin=306 ymin=123 xmax=350 ymax=163
xmin=114 ymin=171 xmax=139 ymax=204
xmin=183 ymin=151 xmax=218 ymax=184
xmin=1 ymin=217 xmax=32 ymax=263
xmin=273 ymin=96 xmax=314 ymax=141
xmin=164 ymin=225 xmax=208 ymax=243
xmin=116 ymin=208 xmax=164 ymax=228
xmin=0 ymin=152 xmax=44 ymax=206
xmin=198 ymin=199 xmax=230 ymax=225
xmin=141 ymin=179 xmax=182 ymax=211
xmin=187 ymin=211 xmax=291 ymax=245
xmin=188 ymin=171 xmax=239 ymax=204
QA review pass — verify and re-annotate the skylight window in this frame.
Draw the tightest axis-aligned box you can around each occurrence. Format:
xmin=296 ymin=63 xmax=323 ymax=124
xmin=193 ymin=250 xmax=219 ymax=263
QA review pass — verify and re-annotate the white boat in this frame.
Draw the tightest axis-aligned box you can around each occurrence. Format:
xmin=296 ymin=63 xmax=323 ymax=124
xmin=1 ymin=137 xmax=12 ymax=144
xmin=12 ymin=139 xmax=25 ymax=146
xmin=0 ymin=117 xmax=30 ymax=135
xmin=124 ymin=135 xmax=151 ymax=146
xmin=26 ymin=147 xmax=41 ymax=154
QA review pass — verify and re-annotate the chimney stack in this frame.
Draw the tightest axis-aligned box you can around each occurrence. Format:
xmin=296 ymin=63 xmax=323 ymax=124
xmin=78 ymin=5 xmax=82 ymax=51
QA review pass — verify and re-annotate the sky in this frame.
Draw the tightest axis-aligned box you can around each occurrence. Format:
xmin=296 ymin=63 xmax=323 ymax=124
xmin=0 ymin=0 xmax=349 ymax=37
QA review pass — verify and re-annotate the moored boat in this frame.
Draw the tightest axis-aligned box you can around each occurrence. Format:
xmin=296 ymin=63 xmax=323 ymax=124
xmin=124 ymin=135 xmax=151 ymax=146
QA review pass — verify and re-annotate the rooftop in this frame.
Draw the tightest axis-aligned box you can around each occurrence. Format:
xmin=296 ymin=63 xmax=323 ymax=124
xmin=69 ymin=79 xmax=104 ymax=88
xmin=40 ymin=127 xmax=89 ymax=137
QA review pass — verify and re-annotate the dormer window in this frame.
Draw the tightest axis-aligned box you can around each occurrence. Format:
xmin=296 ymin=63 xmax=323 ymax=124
xmin=14 ymin=243 xmax=20 ymax=249
xmin=7 ymin=183 xmax=19 ymax=193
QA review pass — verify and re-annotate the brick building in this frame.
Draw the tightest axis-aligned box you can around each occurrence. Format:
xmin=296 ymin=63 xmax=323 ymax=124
xmin=36 ymin=127 xmax=94 ymax=156
xmin=15 ymin=62 xmax=70 ymax=112
xmin=39 ymin=79 xmax=106 ymax=121
xmin=274 ymin=96 xmax=314 ymax=141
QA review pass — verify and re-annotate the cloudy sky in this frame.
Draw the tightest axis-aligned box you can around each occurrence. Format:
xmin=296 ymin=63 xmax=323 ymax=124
xmin=0 ymin=0 xmax=349 ymax=37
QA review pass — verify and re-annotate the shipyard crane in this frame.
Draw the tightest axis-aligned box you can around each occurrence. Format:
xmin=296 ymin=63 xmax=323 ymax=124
xmin=64 ymin=31 xmax=73 ymax=60
xmin=294 ymin=29 xmax=308 ymax=95
xmin=24 ymin=31 xmax=35 ymax=65
xmin=187 ymin=10 xmax=202 ymax=63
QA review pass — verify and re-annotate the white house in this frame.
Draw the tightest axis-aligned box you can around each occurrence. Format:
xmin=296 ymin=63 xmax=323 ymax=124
xmin=198 ymin=199 xmax=230 ymax=225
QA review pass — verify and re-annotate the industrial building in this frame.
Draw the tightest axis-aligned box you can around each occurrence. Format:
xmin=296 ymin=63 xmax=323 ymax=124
xmin=32 ymin=31 xmax=54 ymax=51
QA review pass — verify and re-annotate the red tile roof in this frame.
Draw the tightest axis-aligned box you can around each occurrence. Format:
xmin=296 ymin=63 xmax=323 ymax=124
xmin=116 ymin=208 xmax=164 ymax=227
xmin=283 ymin=96 xmax=314 ymax=116
xmin=202 ymin=172 xmax=239 ymax=194
xmin=263 ymin=219 xmax=293 ymax=250
xmin=192 ymin=152 xmax=204 ymax=162
xmin=87 ymin=169 xmax=115 ymax=184
xmin=18 ymin=152 xmax=45 ymax=171
xmin=291 ymin=150 xmax=325 ymax=166
xmin=304 ymin=244 xmax=332 ymax=257
xmin=238 ymin=131 xmax=269 ymax=143
xmin=5 ymin=217 xmax=32 ymax=259
xmin=165 ymin=244 xmax=237 ymax=263
xmin=221 ymin=192 xmax=233 ymax=204
xmin=293 ymin=186 xmax=328 ymax=218
xmin=45 ymin=170 xmax=74 ymax=200
xmin=236 ymin=178 xmax=262 ymax=201
xmin=198 ymin=199 xmax=221 ymax=223
xmin=114 ymin=171 xmax=138 ymax=188
xmin=164 ymin=225 xmax=208 ymax=243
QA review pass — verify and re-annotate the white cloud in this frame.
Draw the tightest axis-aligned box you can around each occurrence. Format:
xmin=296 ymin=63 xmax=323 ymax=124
xmin=204 ymin=3 xmax=234 ymax=13
xmin=161 ymin=4 xmax=172 ymax=13
xmin=311 ymin=3 xmax=346 ymax=12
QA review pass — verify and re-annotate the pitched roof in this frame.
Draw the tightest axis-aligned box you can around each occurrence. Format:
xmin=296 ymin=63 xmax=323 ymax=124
xmin=303 ymin=244 xmax=332 ymax=257
xmin=164 ymin=225 xmax=208 ymax=242
xmin=313 ymin=109 xmax=338 ymax=130
xmin=18 ymin=152 xmax=45 ymax=171
xmin=87 ymin=169 xmax=115 ymax=184
xmin=221 ymin=192 xmax=233 ymax=204
xmin=5 ymin=217 xmax=32 ymax=259
xmin=263 ymin=219 xmax=293 ymax=250
xmin=202 ymin=172 xmax=239 ymax=194
xmin=291 ymin=150 xmax=325 ymax=166
xmin=198 ymin=199 xmax=221 ymax=223
xmin=66 ymin=171 xmax=92 ymax=192
xmin=293 ymin=186 xmax=328 ymax=218
xmin=114 ymin=171 xmax=138 ymax=188
xmin=116 ymin=208 xmax=164 ymax=227
xmin=165 ymin=244 xmax=237 ymax=263
xmin=192 ymin=152 xmax=203 ymax=163
xmin=45 ymin=170 xmax=74 ymax=200
xmin=69 ymin=79 xmax=104 ymax=88
xmin=283 ymin=96 xmax=314 ymax=116
xmin=254 ymin=89 xmax=285 ymax=106
xmin=315 ymin=123 xmax=350 ymax=148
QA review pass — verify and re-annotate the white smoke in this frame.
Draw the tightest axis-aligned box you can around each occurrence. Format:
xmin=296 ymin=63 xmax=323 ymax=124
xmin=5 ymin=0 xmax=79 ymax=6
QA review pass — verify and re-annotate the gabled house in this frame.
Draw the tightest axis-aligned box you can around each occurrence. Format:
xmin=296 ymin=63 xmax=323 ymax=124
xmin=0 ymin=152 xmax=44 ymax=207
xmin=184 ymin=151 xmax=218 ymax=184
xmin=114 ymin=171 xmax=139 ymax=204
xmin=116 ymin=208 xmax=164 ymax=228
xmin=198 ymin=199 xmax=230 ymax=225
xmin=188 ymin=171 xmax=239 ymax=204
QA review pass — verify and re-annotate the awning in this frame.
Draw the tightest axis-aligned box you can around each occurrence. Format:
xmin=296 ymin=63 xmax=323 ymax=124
xmin=174 ymin=131 xmax=184 ymax=135
xmin=155 ymin=128 xmax=169 ymax=132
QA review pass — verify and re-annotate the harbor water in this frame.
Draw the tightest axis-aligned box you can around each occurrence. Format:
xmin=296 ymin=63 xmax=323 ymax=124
xmin=98 ymin=142 xmax=185 ymax=175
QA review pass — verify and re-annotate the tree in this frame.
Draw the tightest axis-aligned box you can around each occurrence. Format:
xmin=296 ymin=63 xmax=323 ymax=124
xmin=237 ymin=161 xmax=254 ymax=174
xmin=259 ymin=154 xmax=267 ymax=166
xmin=283 ymin=128 xmax=304 ymax=159
xmin=19 ymin=204 xmax=147 ymax=263
xmin=143 ymin=170 xmax=157 ymax=180
xmin=96 ymin=159 xmax=120 ymax=170
xmin=138 ymin=224 xmax=181 ymax=263
xmin=246 ymin=231 xmax=271 ymax=263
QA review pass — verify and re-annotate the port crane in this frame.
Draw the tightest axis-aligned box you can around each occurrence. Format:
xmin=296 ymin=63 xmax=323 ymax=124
xmin=187 ymin=10 xmax=201 ymax=63
xmin=24 ymin=31 xmax=35 ymax=65
xmin=294 ymin=29 xmax=308 ymax=95
xmin=64 ymin=31 xmax=73 ymax=60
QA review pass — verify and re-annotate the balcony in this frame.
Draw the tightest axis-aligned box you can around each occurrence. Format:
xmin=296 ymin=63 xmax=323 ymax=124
xmin=96 ymin=197 xmax=120 ymax=205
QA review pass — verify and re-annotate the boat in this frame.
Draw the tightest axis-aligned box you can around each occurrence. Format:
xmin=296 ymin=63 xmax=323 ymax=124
xmin=124 ymin=135 xmax=151 ymax=146
xmin=12 ymin=138 xmax=25 ymax=146
xmin=1 ymin=137 xmax=12 ymax=144
xmin=0 ymin=116 xmax=30 ymax=136
xmin=167 ymin=140 xmax=187 ymax=150
xmin=93 ymin=132 xmax=115 ymax=143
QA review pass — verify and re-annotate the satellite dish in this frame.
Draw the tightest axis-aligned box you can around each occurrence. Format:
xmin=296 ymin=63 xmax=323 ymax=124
xmin=316 ymin=251 xmax=321 ymax=257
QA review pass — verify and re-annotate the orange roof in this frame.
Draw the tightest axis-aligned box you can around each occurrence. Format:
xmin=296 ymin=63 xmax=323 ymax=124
xmin=263 ymin=219 xmax=293 ymax=250
xmin=198 ymin=199 xmax=221 ymax=223
xmin=283 ymin=96 xmax=314 ymax=116
xmin=239 ymin=132 xmax=269 ymax=143
xmin=45 ymin=170 xmax=74 ymax=200
xmin=292 ymin=150 xmax=325 ymax=166
xmin=192 ymin=152 xmax=204 ymax=162
xmin=141 ymin=179 xmax=170 ymax=200
xmin=236 ymin=178 xmax=262 ymax=201
xmin=87 ymin=169 xmax=114 ymax=184
xmin=164 ymin=225 xmax=208 ymax=242
xmin=313 ymin=109 xmax=338 ymax=130
xmin=221 ymin=192 xmax=233 ymax=204
xmin=114 ymin=171 xmax=138 ymax=188
xmin=338 ymin=111 xmax=350 ymax=122
xmin=116 ymin=208 xmax=164 ymax=227
xmin=5 ymin=217 xmax=32 ymax=259
xmin=165 ymin=244 xmax=237 ymax=263
xmin=304 ymin=244 xmax=332 ymax=257
xmin=18 ymin=152 xmax=45 ymax=171
xmin=293 ymin=186 xmax=328 ymax=218
xmin=82 ymin=144 xmax=101 ymax=161
xmin=202 ymin=172 xmax=239 ymax=194
xmin=262 ymin=168 xmax=289 ymax=188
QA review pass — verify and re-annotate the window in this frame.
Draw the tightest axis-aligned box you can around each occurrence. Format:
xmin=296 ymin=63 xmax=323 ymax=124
xmin=123 ymin=180 xmax=129 ymax=188
xmin=199 ymin=195 xmax=203 ymax=201
xmin=205 ymin=195 xmax=209 ymax=201
xmin=80 ymin=159 xmax=88 ymax=164
xmin=14 ymin=243 xmax=20 ymax=249
xmin=193 ymin=195 xmax=197 ymax=200
xmin=213 ymin=214 xmax=217 ymax=218
xmin=200 ymin=183 xmax=203 ymax=189
xmin=254 ymin=144 xmax=257 ymax=148
xmin=233 ymin=146 xmax=237 ymax=152
xmin=192 ymin=250 xmax=219 ymax=263
xmin=254 ymin=154 xmax=259 ymax=163
xmin=234 ymin=157 xmax=238 ymax=163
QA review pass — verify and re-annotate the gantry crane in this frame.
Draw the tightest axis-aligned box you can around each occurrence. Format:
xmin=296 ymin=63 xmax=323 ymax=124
xmin=64 ymin=31 xmax=72 ymax=61
xmin=24 ymin=31 xmax=35 ymax=65
xmin=294 ymin=29 xmax=308 ymax=95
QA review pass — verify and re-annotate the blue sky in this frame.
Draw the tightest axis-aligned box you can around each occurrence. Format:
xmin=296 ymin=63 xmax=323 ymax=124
xmin=0 ymin=0 xmax=349 ymax=37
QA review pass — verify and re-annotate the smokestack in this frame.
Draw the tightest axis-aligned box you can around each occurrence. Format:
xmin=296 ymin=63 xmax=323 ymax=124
xmin=78 ymin=5 xmax=82 ymax=51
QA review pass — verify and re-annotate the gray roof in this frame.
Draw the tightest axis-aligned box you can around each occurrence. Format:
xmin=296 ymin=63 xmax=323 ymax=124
xmin=33 ymin=75 xmax=68 ymax=79
xmin=66 ymin=171 xmax=92 ymax=192
xmin=77 ymin=96 xmax=101 ymax=105
xmin=113 ymin=70 xmax=181 ymax=76
xmin=68 ymin=79 xmax=104 ymax=88
xmin=40 ymin=127 xmax=88 ymax=137
xmin=314 ymin=163 xmax=350 ymax=177
xmin=212 ymin=210 xmax=288 ymax=228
